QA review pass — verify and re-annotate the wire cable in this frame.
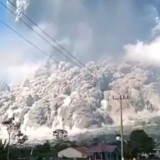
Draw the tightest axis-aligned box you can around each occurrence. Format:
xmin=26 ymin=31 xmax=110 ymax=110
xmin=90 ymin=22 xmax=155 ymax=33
xmin=7 ymin=0 xmax=85 ymax=67
xmin=1 ymin=2 xmax=98 ymax=80
xmin=0 ymin=19 xmax=58 ymax=63
xmin=0 ymin=19 xmax=96 ymax=81
xmin=1 ymin=1 xmax=84 ymax=67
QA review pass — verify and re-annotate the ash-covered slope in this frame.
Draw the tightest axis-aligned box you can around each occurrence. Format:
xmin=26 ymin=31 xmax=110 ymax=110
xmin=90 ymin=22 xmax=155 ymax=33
xmin=0 ymin=60 xmax=160 ymax=140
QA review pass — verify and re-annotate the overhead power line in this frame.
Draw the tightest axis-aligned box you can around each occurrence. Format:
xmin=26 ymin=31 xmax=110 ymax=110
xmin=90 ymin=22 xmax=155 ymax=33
xmin=0 ymin=2 xmax=80 ymax=67
xmin=2 ymin=1 xmax=85 ymax=68
xmin=1 ymin=2 xmax=97 ymax=81
xmin=0 ymin=19 xmax=58 ymax=63
xmin=0 ymin=20 xmax=95 ymax=89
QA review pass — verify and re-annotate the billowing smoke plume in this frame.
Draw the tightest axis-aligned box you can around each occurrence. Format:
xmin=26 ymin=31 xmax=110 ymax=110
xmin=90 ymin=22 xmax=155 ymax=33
xmin=7 ymin=0 xmax=30 ymax=22
xmin=2 ymin=0 xmax=160 ymax=85
xmin=6 ymin=0 xmax=160 ymax=62
xmin=0 ymin=60 xmax=160 ymax=141
xmin=2 ymin=0 xmax=160 ymax=142
xmin=124 ymin=37 xmax=160 ymax=65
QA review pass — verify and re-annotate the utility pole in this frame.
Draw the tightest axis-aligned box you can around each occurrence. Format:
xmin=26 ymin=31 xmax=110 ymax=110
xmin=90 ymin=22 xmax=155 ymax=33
xmin=108 ymin=95 xmax=130 ymax=160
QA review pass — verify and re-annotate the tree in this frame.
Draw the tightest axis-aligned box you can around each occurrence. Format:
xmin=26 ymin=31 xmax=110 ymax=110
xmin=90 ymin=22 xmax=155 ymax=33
xmin=2 ymin=117 xmax=16 ymax=160
xmin=15 ymin=130 xmax=28 ymax=159
xmin=15 ymin=130 xmax=28 ymax=145
xmin=0 ymin=139 xmax=7 ymax=160
xmin=1 ymin=116 xmax=28 ymax=160
xmin=53 ymin=129 xmax=68 ymax=139
xmin=126 ymin=129 xmax=155 ymax=158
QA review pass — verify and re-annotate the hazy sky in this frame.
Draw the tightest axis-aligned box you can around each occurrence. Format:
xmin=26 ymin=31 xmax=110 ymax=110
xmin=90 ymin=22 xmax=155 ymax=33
xmin=1 ymin=0 xmax=160 ymax=83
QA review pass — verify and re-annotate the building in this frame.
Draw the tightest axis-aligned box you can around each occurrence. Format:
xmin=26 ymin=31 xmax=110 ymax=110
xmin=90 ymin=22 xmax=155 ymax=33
xmin=88 ymin=144 xmax=120 ymax=160
xmin=58 ymin=144 xmax=120 ymax=160
xmin=58 ymin=147 xmax=89 ymax=159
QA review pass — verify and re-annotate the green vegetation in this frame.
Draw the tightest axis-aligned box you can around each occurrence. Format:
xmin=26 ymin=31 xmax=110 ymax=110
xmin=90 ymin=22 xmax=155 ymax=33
xmin=0 ymin=129 xmax=157 ymax=159
xmin=0 ymin=140 xmax=7 ymax=160
xmin=0 ymin=139 xmax=89 ymax=159
xmin=124 ymin=129 xmax=155 ymax=159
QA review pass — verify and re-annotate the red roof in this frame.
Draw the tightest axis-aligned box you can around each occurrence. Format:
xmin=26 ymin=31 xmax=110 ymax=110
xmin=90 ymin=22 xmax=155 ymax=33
xmin=88 ymin=144 xmax=118 ymax=153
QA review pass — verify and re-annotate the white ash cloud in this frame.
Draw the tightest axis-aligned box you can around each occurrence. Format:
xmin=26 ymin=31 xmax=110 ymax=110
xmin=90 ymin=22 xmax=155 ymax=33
xmin=6 ymin=0 xmax=160 ymax=61
xmin=2 ymin=0 xmax=160 ymax=141
xmin=124 ymin=36 xmax=160 ymax=65
xmin=3 ymin=0 xmax=160 ymax=85
xmin=0 ymin=60 xmax=160 ymax=141
xmin=0 ymin=21 xmax=55 ymax=83
xmin=124 ymin=5 xmax=160 ymax=65
xmin=7 ymin=0 xmax=30 ymax=22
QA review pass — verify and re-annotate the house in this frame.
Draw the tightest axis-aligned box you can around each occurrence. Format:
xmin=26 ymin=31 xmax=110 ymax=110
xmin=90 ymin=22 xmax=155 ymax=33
xmin=58 ymin=144 xmax=120 ymax=160
xmin=154 ymin=145 xmax=160 ymax=158
xmin=88 ymin=144 xmax=120 ymax=160
xmin=58 ymin=147 xmax=89 ymax=159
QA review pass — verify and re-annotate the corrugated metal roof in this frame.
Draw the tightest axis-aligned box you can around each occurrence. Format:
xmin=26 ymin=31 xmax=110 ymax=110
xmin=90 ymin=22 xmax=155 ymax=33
xmin=73 ymin=147 xmax=89 ymax=155
xmin=88 ymin=144 xmax=117 ymax=153
xmin=59 ymin=144 xmax=118 ymax=155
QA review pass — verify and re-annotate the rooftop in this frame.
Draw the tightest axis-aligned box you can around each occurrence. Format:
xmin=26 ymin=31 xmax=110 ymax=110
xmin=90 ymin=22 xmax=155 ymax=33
xmin=73 ymin=147 xmax=89 ymax=155
xmin=88 ymin=144 xmax=118 ymax=153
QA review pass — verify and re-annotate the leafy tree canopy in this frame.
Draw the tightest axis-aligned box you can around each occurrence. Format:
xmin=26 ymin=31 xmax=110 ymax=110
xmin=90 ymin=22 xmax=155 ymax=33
xmin=127 ymin=129 xmax=155 ymax=157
